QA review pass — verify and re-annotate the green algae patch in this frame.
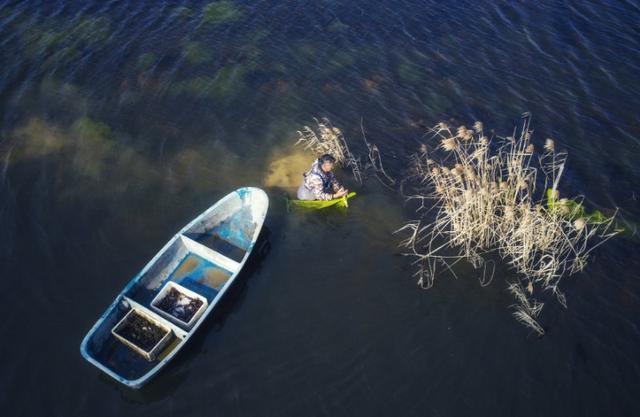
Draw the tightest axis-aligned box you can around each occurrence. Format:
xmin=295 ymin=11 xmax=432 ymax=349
xmin=328 ymin=49 xmax=357 ymax=71
xmin=290 ymin=39 xmax=319 ymax=65
xmin=20 ymin=15 xmax=111 ymax=62
xmin=544 ymin=189 xmax=629 ymax=236
xmin=209 ymin=64 xmax=248 ymax=98
xmin=72 ymin=117 xmax=112 ymax=141
xmin=137 ymin=52 xmax=157 ymax=70
xmin=237 ymin=44 xmax=263 ymax=71
xmin=546 ymin=189 xmax=611 ymax=224
xmin=70 ymin=118 xmax=115 ymax=179
xmin=397 ymin=61 xmax=423 ymax=83
xmin=169 ymin=77 xmax=213 ymax=98
xmin=22 ymin=28 xmax=66 ymax=58
xmin=269 ymin=62 xmax=288 ymax=76
xmin=327 ymin=18 xmax=350 ymax=33
xmin=5 ymin=117 xmax=165 ymax=204
xmin=250 ymin=28 xmax=271 ymax=43
xmin=169 ymin=65 xmax=248 ymax=100
xmin=36 ymin=77 xmax=91 ymax=115
xmin=13 ymin=118 xmax=67 ymax=158
xmin=41 ymin=46 xmax=81 ymax=70
xmin=172 ymin=6 xmax=195 ymax=21
xmin=72 ymin=16 xmax=111 ymax=44
xmin=201 ymin=1 xmax=245 ymax=25
xmin=183 ymin=41 xmax=213 ymax=65
xmin=10 ymin=116 xmax=115 ymax=180
xmin=422 ymin=89 xmax=454 ymax=115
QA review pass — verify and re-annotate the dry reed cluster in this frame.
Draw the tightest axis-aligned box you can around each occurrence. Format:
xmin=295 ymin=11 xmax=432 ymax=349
xmin=398 ymin=115 xmax=617 ymax=335
xmin=296 ymin=117 xmax=362 ymax=183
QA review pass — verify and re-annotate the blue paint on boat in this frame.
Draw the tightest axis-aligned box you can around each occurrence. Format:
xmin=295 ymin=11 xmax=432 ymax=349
xmin=80 ymin=187 xmax=269 ymax=388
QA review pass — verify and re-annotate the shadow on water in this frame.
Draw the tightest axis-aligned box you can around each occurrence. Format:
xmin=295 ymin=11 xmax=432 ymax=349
xmin=114 ymin=227 xmax=273 ymax=403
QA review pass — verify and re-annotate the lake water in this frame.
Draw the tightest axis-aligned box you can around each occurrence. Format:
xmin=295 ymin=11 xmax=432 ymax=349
xmin=1 ymin=1 xmax=639 ymax=416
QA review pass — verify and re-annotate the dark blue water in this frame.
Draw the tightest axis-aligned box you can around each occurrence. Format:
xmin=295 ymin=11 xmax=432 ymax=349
xmin=1 ymin=1 xmax=639 ymax=416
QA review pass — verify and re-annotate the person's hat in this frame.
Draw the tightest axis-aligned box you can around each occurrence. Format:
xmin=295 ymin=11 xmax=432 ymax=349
xmin=318 ymin=154 xmax=336 ymax=164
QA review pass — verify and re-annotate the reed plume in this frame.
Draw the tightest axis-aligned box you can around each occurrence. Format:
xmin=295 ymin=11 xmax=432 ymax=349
xmin=296 ymin=117 xmax=362 ymax=183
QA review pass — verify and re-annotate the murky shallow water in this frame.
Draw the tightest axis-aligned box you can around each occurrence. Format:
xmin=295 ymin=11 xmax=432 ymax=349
xmin=1 ymin=0 xmax=639 ymax=416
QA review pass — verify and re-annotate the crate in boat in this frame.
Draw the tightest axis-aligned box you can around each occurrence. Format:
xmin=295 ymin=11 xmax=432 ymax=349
xmin=150 ymin=281 xmax=208 ymax=329
xmin=111 ymin=308 xmax=172 ymax=361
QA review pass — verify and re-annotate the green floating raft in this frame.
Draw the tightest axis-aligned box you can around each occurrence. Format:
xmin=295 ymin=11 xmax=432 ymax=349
xmin=287 ymin=192 xmax=357 ymax=210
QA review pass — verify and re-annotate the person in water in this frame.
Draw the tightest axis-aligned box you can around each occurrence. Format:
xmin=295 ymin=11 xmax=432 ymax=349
xmin=297 ymin=154 xmax=349 ymax=200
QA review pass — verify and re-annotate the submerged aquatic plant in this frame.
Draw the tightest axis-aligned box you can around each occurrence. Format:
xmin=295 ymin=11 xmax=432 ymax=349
xmin=137 ymin=52 xmax=157 ymax=71
xmin=201 ymin=1 xmax=245 ymax=25
xmin=182 ymin=41 xmax=213 ymax=65
xmin=172 ymin=6 xmax=195 ymax=21
xmin=20 ymin=15 xmax=111 ymax=61
xmin=168 ymin=65 xmax=248 ymax=100
xmin=296 ymin=117 xmax=362 ymax=184
xmin=72 ymin=116 xmax=112 ymax=139
xmin=397 ymin=113 xmax=618 ymax=335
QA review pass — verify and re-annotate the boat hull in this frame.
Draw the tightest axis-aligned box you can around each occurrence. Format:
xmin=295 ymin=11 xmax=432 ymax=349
xmin=80 ymin=187 xmax=269 ymax=388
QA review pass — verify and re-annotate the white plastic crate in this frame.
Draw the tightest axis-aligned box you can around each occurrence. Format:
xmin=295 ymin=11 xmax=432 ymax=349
xmin=150 ymin=281 xmax=208 ymax=330
xmin=111 ymin=308 xmax=172 ymax=361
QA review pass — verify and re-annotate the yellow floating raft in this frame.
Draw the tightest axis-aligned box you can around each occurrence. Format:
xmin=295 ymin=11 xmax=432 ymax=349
xmin=288 ymin=192 xmax=357 ymax=209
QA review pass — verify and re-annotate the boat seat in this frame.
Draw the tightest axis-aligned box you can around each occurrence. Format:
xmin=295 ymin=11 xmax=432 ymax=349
xmin=177 ymin=278 xmax=219 ymax=302
xmin=180 ymin=235 xmax=241 ymax=273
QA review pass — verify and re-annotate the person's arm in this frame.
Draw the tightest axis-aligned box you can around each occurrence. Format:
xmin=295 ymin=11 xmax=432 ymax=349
xmin=331 ymin=175 xmax=347 ymax=196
